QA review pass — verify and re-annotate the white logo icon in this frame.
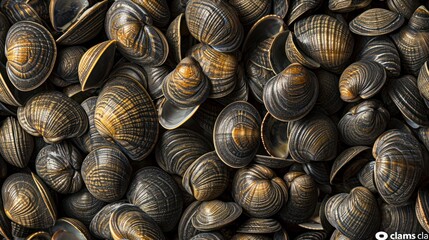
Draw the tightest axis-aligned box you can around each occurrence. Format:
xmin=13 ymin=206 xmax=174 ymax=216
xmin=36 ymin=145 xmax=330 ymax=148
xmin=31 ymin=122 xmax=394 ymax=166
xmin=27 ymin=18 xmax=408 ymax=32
xmin=376 ymin=231 xmax=389 ymax=240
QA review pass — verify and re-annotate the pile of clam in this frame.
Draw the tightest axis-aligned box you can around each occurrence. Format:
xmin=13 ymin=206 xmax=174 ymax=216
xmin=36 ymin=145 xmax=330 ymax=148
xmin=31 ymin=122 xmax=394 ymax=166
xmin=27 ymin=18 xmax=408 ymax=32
xmin=0 ymin=0 xmax=428 ymax=239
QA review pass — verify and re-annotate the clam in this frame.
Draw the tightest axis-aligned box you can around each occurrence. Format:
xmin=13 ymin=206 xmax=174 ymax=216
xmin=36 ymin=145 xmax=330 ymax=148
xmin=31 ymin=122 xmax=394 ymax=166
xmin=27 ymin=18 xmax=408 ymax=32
xmin=356 ymin=36 xmax=401 ymax=78
xmin=261 ymin=112 xmax=289 ymax=158
xmin=315 ymin=69 xmax=343 ymax=115
xmin=110 ymin=62 xmax=149 ymax=91
xmin=163 ymin=56 xmax=210 ymax=108
xmin=338 ymin=100 xmax=390 ymax=146
xmin=5 ymin=21 xmax=56 ymax=91
xmin=191 ymin=44 xmax=238 ymax=99
xmin=381 ymin=203 xmax=423 ymax=234
xmin=52 ymin=46 xmax=87 ymax=87
xmin=156 ymin=128 xmax=213 ymax=176
xmin=330 ymin=146 xmax=372 ymax=185
xmin=105 ymin=0 xmax=169 ymax=66
xmin=127 ymin=167 xmax=183 ymax=232
xmin=349 ymin=8 xmax=404 ymax=36
xmin=279 ymin=172 xmax=318 ymax=224
xmin=178 ymin=201 xmax=202 ymax=240
xmin=216 ymin=65 xmax=249 ymax=105
xmin=358 ymin=161 xmax=377 ymax=193
xmin=55 ymin=0 xmax=109 ymax=45
xmin=392 ymin=6 xmax=429 ymax=76
xmin=90 ymin=202 xmax=128 ymax=239
xmin=158 ymin=96 xmax=200 ymax=130
xmin=386 ymin=75 xmax=429 ymax=128
xmin=294 ymin=14 xmax=354 ymax=73
xmin=328 ymin=0 xmax=372 ymax=12
xmin=232 ymin=164 xmax=288 ymax=218
xmin=78 ymin=40 xmax=116 ymax=91
xmin=288 ymin=112 xmax=338 ymax=163
xmin=185 ymin=0 xmax=243 ymax=52
xmin=95 ymin=76 xmax=158 ymax=161
xmin=81 ymin=146 xmax=132 ymax=202
xmin=0 ymin=116 xmax=34 ymax=168
xmin=130 ymin=0 xmax=170 ymax=27
xmin=192 ymin=200 xmax=242 ymax=231
xmin=263 ymin=63 xmax=319 ymax=121
xmin=373 ymin=129 xmax=423 ymax=205
xmin=213 ymin=101 xmax=261 ymax=168
xmin=50 ymin=218 xmax=91 ymax=240
xmin=269 ymin=31 xmax=291 ymax=74
xmin=62 ymin=188 xmax=107 ymax=226
xmin=17 ymin=91 xmax=88 ymax=144
xmin=109 ymin=204 xmax=165 ymax=240
xmin=325 ymin=187 xmax=380 ymax=240
xmin=418 ymin=61 xmax=429 ymax=102
xmin=182 ymin=151 xmax=230 ymax=201
xmin=2 ymin=172 xmax=56 ymax=229
xmin=339 ymin=60 xmax=386 ymax=102
xmin=303 ymin=161 xmax=331 ymax=186
xmin=49 ymin=0 xmax=89 ymax=32
xmin=35 ymin=142 xmax=83 ymax=194
xmin=1 ymin=0 xmax=48 ymax=25
xmin=287 ymin=0 xmax=322 ymax=26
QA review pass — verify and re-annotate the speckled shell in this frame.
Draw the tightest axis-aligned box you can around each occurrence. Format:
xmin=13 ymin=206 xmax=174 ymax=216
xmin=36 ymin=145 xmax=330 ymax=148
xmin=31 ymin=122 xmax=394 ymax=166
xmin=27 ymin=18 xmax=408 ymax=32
xmin=126 ymin=167 xmax=183 ymax=232
xmin=339 ymin=60 xmax=386 ymax=102
xmin=263 ymin=63 xmax=319 ymax=121
xmin=156 ymin=128 xmax=213 ymax=176
xmin=386 ymin=75 xmax=429 ymax=128
xmin=232 ymin=164 xmax=288 ymax=218
xmin=163 ymin=56 xmax=210 ymax=108
xmin=94 ymin=76 xmax=158 ymax=161
xmin=81 ymin=146 xmax=132 ymax=202
xmin=213 ymin=101 xmax=261 ymax=168
xmin=105 ymin=0 xmax=169 ymax=66
xmin=0 ymin=116 xmax=34 ymax=168
xmin=373 ymin=130 xmax=423 ymax=205
xmin=338 ymin=100 xmax=390 ymax=146
xmin=62 ymin=188 xmax=107 ymax=226
xmin=182 ymin=151 xmax=229 ymax=201
xmin=35 ymin=142 xmax=83 ymax=194
xmin=185 ymin=0 xmax=244 ymax=52
xmin=349 ymin=8 xmax=404 ymax=36
xmin=288 ymin=112 xmax=338 ymax=163
xmin=191 ymin=44 xmax=238 ymax=98
xmin=17 ymin=91 xmax=88 ymax=144
xmin=192 ymin=200 xmax=242 ymax=231
xmin=325 ymin=187 xmax=380 ymax=240
xmin=2 ymin=172 xmax=56 ymax=229
xmin=109 ymin=204 xmax=166 ymax=240
xmin=5 ymin=21 xmax=56 ymax=91
xmin=294 ymin=14 xmax=354 ymax=73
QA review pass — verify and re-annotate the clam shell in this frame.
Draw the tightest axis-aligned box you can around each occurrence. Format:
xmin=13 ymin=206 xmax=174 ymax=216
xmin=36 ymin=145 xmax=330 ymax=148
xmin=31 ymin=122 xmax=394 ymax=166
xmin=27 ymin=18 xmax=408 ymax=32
xmin=5 ymin=21 xmax=56 ymax=91
xmin=35 ymin=142 xmax=83 ymax=194
xmin=144 ymin=65 xmax=171 ymax=100
xmin=328 ymin=0 xmax=371 ymax=13
xmin=261 ymin=112 xmax=289 ymax=158
xmin=213 ymin=101 xmax=261 ymax=168
xmin=269 ymin=31 xmax=291 ymax=74
xmin=387 ymin=0 xmax=419 ymax=19
xmin=62 ymin=188 xmax=106 ymax=226
xmin=285 ymin=31 xmax=320 ymax=69
xmin=81 ymin=146 xmax=132 ymax=202
xmin=49 ymin=0 xmax=89 ymax=32
xmin=229 ymin=0 xmax=271 ymax=26
xmin=127 ymin=167 xmax=183 ymax=232
xmin=349 ymin=8 xmax=404 ymax=36
xmin=185 ymin=0 xmax=244 ymax=52
xmin=263 ymin=63 xmax=319 ymax=121
xmin=381 ymin=203 xmax=423 ymax=234
xmin=52 ymin=46 xmax=86 ymax=87
xmin=294 ymin=14 xmax=354 ymax=73
xmin=418 ymin=61 xmax=429 ymax=102
xmin=166 ymin=13 xmax=195 ymax=64
xmin=330 ymin=146 xmax=371 ymax=184
xmin=89 ymin=202 xmax=128 ymax=239
xmin=182 ymin=151 xmax=229 ymax=201
xmin=237 ymin=218 xmax=281 ymax=234
xmin=158 ymin=97 xmax=199 ymax=130
xmin=373 ymin=129 xmax=423 ymax=205
xmin=51 ymin=217 xmax=91 ymax=240
xmin=287 ymin=0 xmax=322 ymax=25
xmin=232 ymin=164 xmax=288 ymax=218
xmin=358 ymin=161 xmax=377 ymax=193
xmin=339 ymin=60 xmax=386 ymax=102
xmin=131 ymin=0 xmax=170 ymax=27
xmin=178 ymin=201 xmax=202 ymax=240
xmin=192 ymin=200 xmax=242 ymax=231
